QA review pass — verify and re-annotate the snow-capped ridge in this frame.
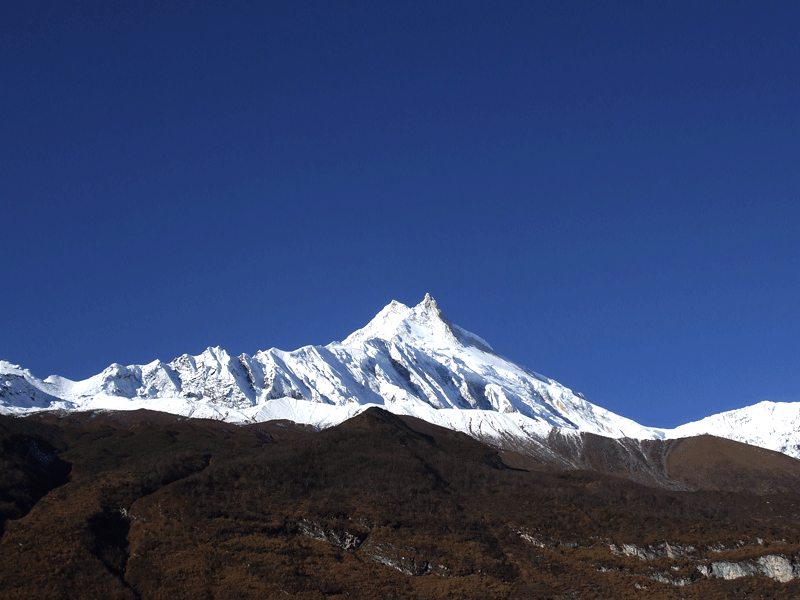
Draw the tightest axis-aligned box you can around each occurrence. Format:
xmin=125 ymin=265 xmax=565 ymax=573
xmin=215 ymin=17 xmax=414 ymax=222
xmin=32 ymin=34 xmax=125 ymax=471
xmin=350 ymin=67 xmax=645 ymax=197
xmin=0 ymin=295 xmax=664 ymax=443
xmin=667 ymin=401 xmax=800 ymax=458
xmin=2 ymin=296 xmax=799 ymax=460
xmin=1 ymin=361 xmax=29 ymax=377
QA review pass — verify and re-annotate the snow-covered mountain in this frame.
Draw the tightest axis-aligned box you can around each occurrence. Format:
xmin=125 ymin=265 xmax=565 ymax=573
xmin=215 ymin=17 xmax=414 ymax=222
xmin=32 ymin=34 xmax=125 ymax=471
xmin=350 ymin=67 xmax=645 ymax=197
xmin=670 ymin=401 xmax=800 ymax=458
xmin=2 ymin=294 xmax=799 ymax=459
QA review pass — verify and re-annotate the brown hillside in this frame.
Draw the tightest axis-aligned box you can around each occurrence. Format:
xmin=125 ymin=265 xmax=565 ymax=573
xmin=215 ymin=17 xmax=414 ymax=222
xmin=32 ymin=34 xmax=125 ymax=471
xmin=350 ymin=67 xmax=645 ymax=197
xmin=664 ymin=434 xmax=800 ymax=494
xmin=1 ymin=408 xmax=800 ymax=599
xmin=499 ymin=429 xmax=800 ymax=494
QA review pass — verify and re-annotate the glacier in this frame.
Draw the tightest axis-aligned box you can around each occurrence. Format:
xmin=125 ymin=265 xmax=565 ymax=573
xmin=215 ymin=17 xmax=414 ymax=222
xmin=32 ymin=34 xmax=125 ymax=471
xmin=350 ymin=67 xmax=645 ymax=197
xmin=2 ymin=294 xmax=799 ymax=459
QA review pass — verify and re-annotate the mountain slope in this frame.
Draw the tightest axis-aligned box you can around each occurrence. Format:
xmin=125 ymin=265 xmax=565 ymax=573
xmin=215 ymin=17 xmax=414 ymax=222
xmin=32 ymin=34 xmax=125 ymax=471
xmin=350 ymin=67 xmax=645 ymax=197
xmin=2 ymin=294 xmax=799 ymax=460
xmin=669 ymin=401 xmax=800 ymax=458
xmin=3 ymin=408 xmax=800 ymax=599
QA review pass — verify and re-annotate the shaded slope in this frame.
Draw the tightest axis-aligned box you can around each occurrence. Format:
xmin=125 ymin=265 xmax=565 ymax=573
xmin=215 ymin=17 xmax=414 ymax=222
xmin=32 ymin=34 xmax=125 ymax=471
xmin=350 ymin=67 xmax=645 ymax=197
xmin=0 ymin=416 xmax=71 ymax=537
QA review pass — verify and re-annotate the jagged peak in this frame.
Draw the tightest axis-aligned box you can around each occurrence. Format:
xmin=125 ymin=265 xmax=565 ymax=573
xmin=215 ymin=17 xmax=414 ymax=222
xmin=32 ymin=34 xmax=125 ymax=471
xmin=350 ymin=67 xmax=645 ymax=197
xmin=338 ymin=294 xmax=493 ymax=352
xmin=202 ymin=345 xmax=227 ymax=355
xmin=198 ymin=346 xmax=232 ymax=362
xmin=337 ymin=294 xmax=447 ymax=347
xmin=421 ymin=292 xmax=437 ymax=310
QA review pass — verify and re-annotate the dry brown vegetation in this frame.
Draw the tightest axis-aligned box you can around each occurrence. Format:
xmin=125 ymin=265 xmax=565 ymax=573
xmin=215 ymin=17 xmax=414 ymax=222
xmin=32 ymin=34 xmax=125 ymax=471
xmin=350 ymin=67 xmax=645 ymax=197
xmin=1 ymin=407 xmax=800 ymax=599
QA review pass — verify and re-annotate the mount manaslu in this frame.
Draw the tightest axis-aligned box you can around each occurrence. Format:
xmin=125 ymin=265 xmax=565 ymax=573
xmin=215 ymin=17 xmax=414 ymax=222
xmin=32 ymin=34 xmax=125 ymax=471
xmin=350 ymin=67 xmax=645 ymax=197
xmin=3 ymin=294 xmax=799 ymax=464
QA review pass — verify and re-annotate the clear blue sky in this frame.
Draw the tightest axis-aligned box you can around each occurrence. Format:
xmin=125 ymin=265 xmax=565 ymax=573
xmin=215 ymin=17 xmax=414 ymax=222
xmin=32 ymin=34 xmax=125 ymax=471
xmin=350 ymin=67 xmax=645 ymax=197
xmin=2 ymin=1 xmax=798 ymax=428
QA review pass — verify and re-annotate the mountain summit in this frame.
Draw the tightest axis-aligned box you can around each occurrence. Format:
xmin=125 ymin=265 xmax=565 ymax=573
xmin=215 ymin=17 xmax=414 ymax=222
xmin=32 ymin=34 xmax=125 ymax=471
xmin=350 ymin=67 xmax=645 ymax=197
xmin=2 ymin=295 xmax=799 ymax=459
xmin=341 ymin=293 xmax=494 ymax=353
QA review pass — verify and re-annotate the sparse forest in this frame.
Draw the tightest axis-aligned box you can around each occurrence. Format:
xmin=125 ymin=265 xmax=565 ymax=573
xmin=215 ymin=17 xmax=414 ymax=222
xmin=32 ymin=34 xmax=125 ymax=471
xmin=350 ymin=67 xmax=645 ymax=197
xmin=2 ymin=408 xmax=800 ymax=599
